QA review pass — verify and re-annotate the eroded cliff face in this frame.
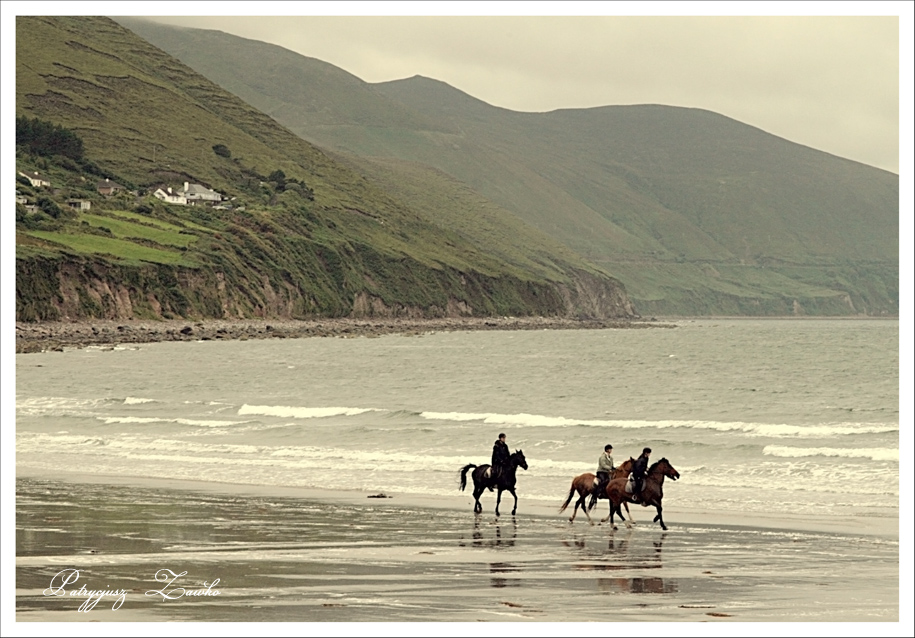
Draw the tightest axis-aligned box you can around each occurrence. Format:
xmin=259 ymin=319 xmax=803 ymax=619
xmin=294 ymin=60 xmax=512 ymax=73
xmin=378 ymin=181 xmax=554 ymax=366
xmin=557 ymin=269 xmax=638 ymax=319
xmin=16 ymin=255 xmax=637 ymax=322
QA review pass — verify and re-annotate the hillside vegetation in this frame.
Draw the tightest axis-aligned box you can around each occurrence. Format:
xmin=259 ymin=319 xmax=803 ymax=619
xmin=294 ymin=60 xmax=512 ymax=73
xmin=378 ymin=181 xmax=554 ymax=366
xmin=15 ymin=16 xmax=635 ymax=322
xmin=119 ymin=18 xmax=899 ymax=317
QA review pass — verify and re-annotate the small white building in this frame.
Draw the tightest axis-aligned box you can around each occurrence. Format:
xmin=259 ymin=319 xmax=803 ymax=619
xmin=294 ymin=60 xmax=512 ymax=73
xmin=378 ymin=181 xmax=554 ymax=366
xmin=153 ymin=187 xmax=187 ymax=206
xmin=67 ymin=199 xmax=92 ymax=211
xmin=18 ymin=170 xmax=50 ymax=188
xmin=182 ymin=181 xmax=222 ymax=204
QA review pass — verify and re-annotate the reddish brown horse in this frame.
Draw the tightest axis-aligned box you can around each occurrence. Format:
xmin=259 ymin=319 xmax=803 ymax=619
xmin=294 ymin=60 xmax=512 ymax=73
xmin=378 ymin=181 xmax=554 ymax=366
xmin=605 ymin=458 xmax=680 ymax=530
xmin=559 ymin=458 xmax=633 ymax=525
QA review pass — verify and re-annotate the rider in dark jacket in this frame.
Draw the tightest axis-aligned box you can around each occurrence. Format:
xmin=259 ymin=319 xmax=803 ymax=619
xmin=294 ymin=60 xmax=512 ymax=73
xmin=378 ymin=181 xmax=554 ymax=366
xmin=630 ymin=447 xmax=652 ymax=502
xmin=492 ymin=433 xmax=510 ymax=477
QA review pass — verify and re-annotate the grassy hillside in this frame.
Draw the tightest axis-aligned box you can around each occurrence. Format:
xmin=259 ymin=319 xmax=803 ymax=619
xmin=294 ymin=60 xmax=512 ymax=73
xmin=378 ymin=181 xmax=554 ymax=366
xmin=15 ymin=16 xmax=634 ymax=322
xmin=119 ymin=18 xmax=898 ymax=316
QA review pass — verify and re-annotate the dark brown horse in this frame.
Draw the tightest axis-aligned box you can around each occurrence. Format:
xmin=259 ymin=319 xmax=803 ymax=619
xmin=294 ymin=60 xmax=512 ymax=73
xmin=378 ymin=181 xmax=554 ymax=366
xmin=460 ymin=450 xmax=528 ymax=516
xmin=559 ymin=458 xmax=633 ymax=525
xmin=605 ymin=458 xmax=680 ymax=530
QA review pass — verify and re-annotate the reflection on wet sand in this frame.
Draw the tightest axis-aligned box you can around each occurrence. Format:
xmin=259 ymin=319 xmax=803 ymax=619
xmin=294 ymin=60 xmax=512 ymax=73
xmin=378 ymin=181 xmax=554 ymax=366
xmin=17 ymin=479 xmax=898 ymax=621
xmin=489 ymin=562 xmax=522 ymax=588
xmin=597 ymin=577 xmax=678 ymax=594
xmin=456 ymin=517 xmax=523 ymax=587
xmin=565 ymin=531 xmax=675 ymax=594
xmin=467 ymin=516 xmax=518 ymax=548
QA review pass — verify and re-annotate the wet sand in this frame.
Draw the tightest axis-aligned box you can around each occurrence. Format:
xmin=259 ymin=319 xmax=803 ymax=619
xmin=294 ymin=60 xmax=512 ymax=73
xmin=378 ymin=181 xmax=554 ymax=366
xmin=15 ymin=316 xmax=668 ymax=353
xmin=15 ymin=470 xmax=900 ymax=623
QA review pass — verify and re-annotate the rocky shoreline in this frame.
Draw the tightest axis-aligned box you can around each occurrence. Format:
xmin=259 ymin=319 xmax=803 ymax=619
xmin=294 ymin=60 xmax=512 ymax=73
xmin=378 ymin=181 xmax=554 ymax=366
xmin=15 ymin=316 xmax=672 ymax=353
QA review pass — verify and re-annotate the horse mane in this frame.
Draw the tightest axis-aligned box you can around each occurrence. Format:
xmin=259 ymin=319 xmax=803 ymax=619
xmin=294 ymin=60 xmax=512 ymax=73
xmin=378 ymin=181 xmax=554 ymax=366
xmin=647 ymin=458 xmax=667 ymax=473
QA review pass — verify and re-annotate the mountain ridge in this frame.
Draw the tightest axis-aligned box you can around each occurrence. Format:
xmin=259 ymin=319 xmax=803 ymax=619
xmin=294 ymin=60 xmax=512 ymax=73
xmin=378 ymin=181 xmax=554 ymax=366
xmin=15 ymin=16 xmax=636 ymax=323
xmin=115 ymin=17 xmax=897 ymax=316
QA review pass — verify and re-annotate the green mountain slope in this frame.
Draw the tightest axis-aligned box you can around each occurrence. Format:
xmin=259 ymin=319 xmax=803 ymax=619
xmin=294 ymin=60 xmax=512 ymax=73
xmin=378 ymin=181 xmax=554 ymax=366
xmin=15 ymin=16 xmax=634 ymax=322
xmin=119 ymin=18 xmax=898 ymax=316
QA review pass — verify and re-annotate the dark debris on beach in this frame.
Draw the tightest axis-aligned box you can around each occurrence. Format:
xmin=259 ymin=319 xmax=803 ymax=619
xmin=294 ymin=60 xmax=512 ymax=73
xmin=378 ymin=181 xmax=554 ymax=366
xmin=15 ymin=316 xmax=672 ymax=353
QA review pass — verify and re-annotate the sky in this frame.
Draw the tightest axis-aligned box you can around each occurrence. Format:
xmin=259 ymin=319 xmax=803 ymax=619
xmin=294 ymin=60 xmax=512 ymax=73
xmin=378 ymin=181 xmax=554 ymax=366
xmin=131 ymin=8 xmax=911 ymax=175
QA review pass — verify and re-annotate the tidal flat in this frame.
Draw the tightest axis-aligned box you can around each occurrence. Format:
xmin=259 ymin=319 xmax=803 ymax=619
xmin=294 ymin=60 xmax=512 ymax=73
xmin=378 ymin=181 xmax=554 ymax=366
xmin=15 ymin=476 xmax=899 ymax=623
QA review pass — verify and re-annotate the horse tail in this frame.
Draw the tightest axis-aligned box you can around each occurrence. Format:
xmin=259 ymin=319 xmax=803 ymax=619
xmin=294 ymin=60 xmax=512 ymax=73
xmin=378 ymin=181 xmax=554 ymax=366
xmin=459 ymin=464 xmax=477 ymax=491
xmin=558 ymin=484 xmax=577 ymax=513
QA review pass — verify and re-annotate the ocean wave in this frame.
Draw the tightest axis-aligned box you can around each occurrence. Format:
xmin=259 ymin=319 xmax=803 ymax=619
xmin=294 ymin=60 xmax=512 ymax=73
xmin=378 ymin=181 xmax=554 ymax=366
xmin=238 ymin=404 xmax=381 ymax=419
xmin=124 ymin=397 xmax=156 ymax=405
xmin=98 ymin=417 xmax=246 ymax=428
xmin=16 ymin=396 xmax=114 ymax=415
xmin=418 ymin=411 xmax=898 ymax=438
xmin=763 ymin=445 xmax=899 ymax=462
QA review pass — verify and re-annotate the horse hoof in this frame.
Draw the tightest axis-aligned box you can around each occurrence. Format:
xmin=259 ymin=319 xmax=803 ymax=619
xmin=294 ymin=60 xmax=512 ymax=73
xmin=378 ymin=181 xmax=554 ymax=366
xmin=612 ymin=525 xmax=618 ymax=531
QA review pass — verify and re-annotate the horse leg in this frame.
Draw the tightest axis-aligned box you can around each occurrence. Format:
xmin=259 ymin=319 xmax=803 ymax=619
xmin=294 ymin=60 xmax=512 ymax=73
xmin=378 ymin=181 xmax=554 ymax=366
xmin=495 ymin=488 xmax=503 ymax=517
xmin=601 ymin=498 xmax=613 ymax=524
xmin=582 ymin=494 xmax=594 ymax=525
xmin=653 ymin=503 xmax=667 ymax=530
xmin=473 ymin=486 xmax=484 ymax=513
xmin=573 ymin=493 xmax=593 ymax=525
xmin=605 ymin=501 xmax=620 ymax=529
xmin=624 ymin=502 xmax=634 ymax=525
xmin=509 ymin=488 xmax=518 ymax=516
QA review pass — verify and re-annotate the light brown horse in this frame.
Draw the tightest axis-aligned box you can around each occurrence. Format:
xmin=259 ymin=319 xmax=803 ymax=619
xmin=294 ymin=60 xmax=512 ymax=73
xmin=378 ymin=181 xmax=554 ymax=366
xmin=605 ymin=457 xmax=680 ymax=530
xmin=559 ymin=458 xmax=633 ymax=525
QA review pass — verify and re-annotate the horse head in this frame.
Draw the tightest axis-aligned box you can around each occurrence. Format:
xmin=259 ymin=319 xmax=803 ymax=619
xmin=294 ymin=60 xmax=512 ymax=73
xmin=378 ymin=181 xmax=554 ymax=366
xmin=512 ymin=450 xmax=528 ymax=471
xmin=657 ymin=457 xmax=680 ymax=481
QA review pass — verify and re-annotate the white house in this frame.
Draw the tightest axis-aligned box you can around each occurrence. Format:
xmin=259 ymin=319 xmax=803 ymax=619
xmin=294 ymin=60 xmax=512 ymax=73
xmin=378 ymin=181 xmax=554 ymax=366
xmin=182 ymin=181 xmax=222 ymax=204
xmin=67 ymin=199 xmax=92 ymax=211
xmin=18 ymin=170 xmax=50 ymax=188
xmin=153 ymin=187 xmax=187 ymax=205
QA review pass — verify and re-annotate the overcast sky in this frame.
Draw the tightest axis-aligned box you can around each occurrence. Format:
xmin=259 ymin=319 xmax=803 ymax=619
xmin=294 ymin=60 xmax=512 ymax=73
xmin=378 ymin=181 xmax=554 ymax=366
xmin=134 ymin=9 xmax=910 ymax=174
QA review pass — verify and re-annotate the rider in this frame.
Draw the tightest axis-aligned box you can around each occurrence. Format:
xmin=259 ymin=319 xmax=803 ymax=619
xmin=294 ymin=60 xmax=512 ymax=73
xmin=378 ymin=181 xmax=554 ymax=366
xmin=595 ymin=444 xmax=615 ymax=498
xmin=630 ymin=447 xmax=651 ymax=502
xmin=491 ymin=433 xmax=510 ymax=479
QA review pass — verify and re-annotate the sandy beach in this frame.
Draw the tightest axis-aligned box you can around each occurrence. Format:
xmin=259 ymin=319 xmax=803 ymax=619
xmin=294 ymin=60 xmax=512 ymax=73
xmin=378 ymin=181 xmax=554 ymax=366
xmin=15 ymin=468 xmax=899 ymax=623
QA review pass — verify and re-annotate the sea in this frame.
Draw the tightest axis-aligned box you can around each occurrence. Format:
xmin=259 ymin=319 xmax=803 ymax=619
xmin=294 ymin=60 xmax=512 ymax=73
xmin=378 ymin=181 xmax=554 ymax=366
xmin=15 ymin=318 xmax=900 ymax=521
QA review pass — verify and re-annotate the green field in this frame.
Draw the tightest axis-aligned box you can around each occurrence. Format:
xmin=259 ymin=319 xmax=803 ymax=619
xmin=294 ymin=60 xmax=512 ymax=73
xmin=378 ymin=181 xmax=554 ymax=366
xmin=24 ymin=229 xmax=193 ymax=265
xmin=79 ymin=212 xmax=198 ymax=248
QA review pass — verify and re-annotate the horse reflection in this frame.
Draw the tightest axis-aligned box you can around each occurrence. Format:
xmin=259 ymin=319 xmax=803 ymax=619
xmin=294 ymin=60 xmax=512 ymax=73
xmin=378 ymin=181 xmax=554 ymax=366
xmin=489 ymin=562 xmax=522 ymax=588
xmin=459 ymin=516 xmax=518 ymax=548
xmin=572 ymin=532 xmax=668 ymax=580
xmin=597 ymin=577 xmax=678 ymax=594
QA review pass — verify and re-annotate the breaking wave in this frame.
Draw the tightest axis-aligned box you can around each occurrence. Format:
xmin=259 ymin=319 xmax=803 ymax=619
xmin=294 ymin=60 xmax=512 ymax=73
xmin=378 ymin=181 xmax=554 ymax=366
xmin=763 ymin=445 xmax=899 ymax=462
